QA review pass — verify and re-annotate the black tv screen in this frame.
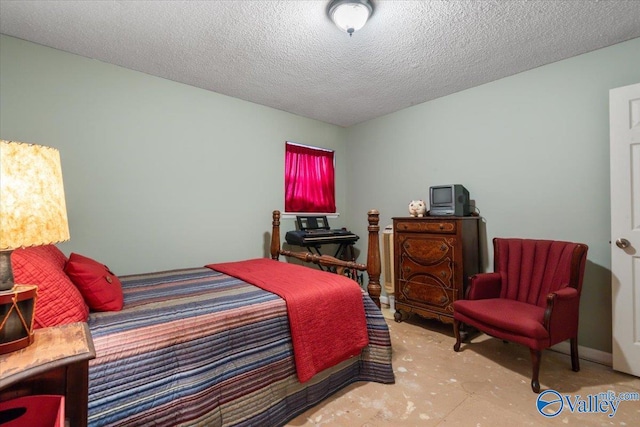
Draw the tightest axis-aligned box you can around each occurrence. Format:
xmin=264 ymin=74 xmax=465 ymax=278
xmin=432 ymin=187 xmax=453 ymax=204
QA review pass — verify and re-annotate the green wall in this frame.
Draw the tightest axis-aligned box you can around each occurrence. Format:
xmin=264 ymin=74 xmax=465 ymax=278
xmin=0 ymin=35 xmax=348 ymax=274
xmin=344 ymin=37 xmax=640 ymax=353
xmin=2 ymin=34 xmax=640 ymax=353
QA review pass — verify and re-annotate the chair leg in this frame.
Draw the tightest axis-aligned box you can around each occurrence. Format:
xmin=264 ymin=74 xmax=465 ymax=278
xmin=530 ymin=349 xmax=541 ymax=393
xmin=453 ymin=319 xmax=462 ymax=352
xmin=570 ymin=337 xmax=580 ymax=372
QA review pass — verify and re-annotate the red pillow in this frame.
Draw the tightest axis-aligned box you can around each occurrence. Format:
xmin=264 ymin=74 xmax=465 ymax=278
xmin=11 ymin=245 xmax=89 ymax=328
xmin=64 ymin=253 xmax=124 ymax=312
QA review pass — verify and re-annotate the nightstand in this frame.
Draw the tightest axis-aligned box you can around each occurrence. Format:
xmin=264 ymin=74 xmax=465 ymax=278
xmin=0 ymin=322 xmax=96 ymax=427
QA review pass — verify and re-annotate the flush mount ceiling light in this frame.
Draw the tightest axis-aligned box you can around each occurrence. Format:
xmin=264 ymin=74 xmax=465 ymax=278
xmin=328 ymin=0 xmax=374 ymax=36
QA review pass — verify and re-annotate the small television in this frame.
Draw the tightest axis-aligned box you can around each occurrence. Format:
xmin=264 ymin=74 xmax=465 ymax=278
xmin=429 ymin=184 xmax=470 ymax=216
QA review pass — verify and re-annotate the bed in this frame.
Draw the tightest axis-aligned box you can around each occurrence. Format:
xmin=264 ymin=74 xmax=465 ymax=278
xmin=9 ymin=209 xmax=394 ymax=426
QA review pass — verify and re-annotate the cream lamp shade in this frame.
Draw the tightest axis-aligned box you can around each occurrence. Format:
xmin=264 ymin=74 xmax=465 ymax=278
xmin=0 ymin=140 xmax=70 ymax=291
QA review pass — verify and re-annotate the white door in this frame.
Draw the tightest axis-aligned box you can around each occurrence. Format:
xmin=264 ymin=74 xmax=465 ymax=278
xmin=611 ymin=82 xmax=640 ymax=376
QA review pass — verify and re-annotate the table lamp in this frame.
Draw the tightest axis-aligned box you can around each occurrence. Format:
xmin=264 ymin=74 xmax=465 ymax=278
xmin=0 ymin=140 xmax=70 ymax=354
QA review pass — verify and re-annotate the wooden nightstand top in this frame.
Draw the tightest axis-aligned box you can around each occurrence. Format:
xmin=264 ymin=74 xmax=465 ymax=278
xmin=0 ymin=322 xmax=96 ymax=390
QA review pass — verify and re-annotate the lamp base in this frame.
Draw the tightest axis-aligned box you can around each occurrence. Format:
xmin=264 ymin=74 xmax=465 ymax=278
xmin=0 ymin=285 xmax=37 ymax=355
xmin=0 ymin=250 xmax=15 ymax=291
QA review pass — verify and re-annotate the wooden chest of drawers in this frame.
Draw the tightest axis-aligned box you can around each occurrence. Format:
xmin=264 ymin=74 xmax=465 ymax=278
xmin=393 ymin=216 xmax=481 ymax=324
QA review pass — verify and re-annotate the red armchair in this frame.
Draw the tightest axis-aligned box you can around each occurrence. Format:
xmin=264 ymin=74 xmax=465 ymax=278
xmin=452 ymin=238 xmax=588 ymax=393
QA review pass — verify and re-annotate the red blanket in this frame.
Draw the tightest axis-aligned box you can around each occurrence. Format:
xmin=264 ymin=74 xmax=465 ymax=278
xmin=206 ymin=258 xmax=369 ymax=383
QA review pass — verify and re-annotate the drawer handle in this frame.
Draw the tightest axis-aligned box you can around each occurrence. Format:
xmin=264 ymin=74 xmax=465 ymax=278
xmin=440 ymin=244 xmax=447 ymax=251
xmin=440 ymin=271 xmax=446 ymax=278
xmin=439 ymin=224 xmax=444 ymax=230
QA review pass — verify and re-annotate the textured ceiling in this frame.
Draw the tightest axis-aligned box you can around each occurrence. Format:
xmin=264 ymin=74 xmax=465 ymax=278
xmin=1 ymin=1 xmax=639 ymax=127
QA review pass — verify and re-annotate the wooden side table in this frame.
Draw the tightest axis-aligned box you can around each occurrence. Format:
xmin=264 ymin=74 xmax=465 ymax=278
xmin=0 ymin=322 xmax=96 ymax=427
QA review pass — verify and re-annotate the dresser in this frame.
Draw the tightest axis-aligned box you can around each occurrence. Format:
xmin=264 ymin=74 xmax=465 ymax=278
xmin=393 ymin=216 xmax=481 ymax=324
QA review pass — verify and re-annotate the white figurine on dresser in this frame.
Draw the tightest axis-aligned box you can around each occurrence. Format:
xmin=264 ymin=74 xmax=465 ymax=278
xmin=408 ymin=200 xmax=426 ymax=217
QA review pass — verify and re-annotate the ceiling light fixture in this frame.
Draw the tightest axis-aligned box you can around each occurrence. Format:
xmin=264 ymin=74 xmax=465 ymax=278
xmin=328 ymin=0 xmax=373 ymax=37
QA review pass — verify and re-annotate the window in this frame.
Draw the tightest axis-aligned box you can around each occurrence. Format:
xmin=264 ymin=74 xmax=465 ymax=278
xmin=285 ymin=141 xmax=335 ymax=213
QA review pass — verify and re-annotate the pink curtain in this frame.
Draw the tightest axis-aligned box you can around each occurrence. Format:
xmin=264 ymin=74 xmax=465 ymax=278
xmin=285 ymin=142 xmax=336 ymax=213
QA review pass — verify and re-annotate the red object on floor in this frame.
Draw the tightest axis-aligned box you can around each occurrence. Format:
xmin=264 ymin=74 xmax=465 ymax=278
xmin=0 ymin=395 xmax=64 ymax=427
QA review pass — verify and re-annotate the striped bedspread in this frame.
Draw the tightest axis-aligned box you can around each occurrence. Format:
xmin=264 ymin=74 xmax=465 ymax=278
xmin=88 ymin=267 xmax=394 ymax=427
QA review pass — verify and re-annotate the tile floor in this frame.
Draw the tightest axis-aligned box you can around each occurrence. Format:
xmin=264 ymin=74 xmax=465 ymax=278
xmin=286 ymin=308 xmax=640 ymax=426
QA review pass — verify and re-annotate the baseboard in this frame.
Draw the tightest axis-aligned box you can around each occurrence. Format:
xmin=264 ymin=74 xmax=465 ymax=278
xmin=380 ymin=295 xmax=389 ymax=306
xmin=550 ymin=342 xmax=612 ymax=367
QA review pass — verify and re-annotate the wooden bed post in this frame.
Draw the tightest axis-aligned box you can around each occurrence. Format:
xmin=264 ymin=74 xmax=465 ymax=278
xmin=271 ymin=210 xmax=281 ymax=260
xmin=270 ymin=208 xmax=383 ymax=309
xmin=367 ymin=209 xmax=382 ymax=308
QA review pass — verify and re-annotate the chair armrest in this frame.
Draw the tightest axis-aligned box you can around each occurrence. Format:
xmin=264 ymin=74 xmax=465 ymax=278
xmin=466 ymin=272 xmax=502 ymax=300
xmin=551 ymin=287 xmax=579 ymax=301
xmin=543 ymin=287 xmax=580 ymax=340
